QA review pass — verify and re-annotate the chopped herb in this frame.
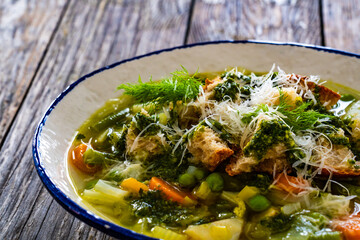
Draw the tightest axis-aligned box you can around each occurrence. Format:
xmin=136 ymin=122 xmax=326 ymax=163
xmin=214 ymin=79 xmax=240 ymax=101
xmin=277 ymin=90 xmax=334 ymax=131
xmin=260 ymin=213 xmax=292 ymax=234
xmin=144 ymin=150 xmax=189 ymax=181
xmin=240 ymin=85 xmax=252 ymax=96
xmin=241 ymin=105 xmax=269 ymax=125
xmin=129 ymin=190 xmax=207 ymax=227
xmin=132 ymin=113 xmax=160 ymax=136
xmin=117 ymin=67 xmax=202 ymax=105
xmin=243 ymin=119 xmax=295 ymax=160
xmin=327 ymin=135 xmax=350 ymax=147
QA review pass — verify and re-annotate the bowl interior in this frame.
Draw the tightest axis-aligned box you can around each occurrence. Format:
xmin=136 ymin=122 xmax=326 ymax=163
xmin=34 ymin=41 xmax=360 ymax=237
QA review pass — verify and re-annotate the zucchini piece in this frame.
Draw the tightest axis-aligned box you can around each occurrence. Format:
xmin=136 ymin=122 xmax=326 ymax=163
xmin=92 ymin=108 xmax=130 ymax=132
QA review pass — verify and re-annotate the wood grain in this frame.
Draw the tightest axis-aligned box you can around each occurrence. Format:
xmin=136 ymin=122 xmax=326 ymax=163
xmin=0 ymin=0 xmax=67 ymax=144
xmin=0 ymin=0 xmax=191 ymax=239
xmin=322 ymin=0 xmax=360 ymax=53
xmin=187 ymin=0 xmax=321 ymax=44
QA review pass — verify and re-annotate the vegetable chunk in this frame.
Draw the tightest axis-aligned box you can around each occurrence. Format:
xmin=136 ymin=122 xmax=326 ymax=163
xmin=187 ymin=126 xmax=234 ymax=171
xmin=185 ymin=218 xmax=244 ymax=240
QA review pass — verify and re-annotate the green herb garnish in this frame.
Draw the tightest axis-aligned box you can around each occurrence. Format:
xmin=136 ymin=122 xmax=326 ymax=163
xmin=276 ymin=89 xmax=333 ymax=132
xmin=117 ymin=66 xmax=202 ymax=105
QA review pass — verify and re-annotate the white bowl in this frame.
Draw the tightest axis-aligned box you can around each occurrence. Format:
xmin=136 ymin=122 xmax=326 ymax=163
xmin=33 ymin=40 xmax=360 ymax=239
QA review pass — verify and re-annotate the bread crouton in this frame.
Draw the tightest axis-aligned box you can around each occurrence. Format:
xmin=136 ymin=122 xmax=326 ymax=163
xmin=126 ymin=125 xmax=168 ymax=161
xmin=187 ymin=126 xmax=234 ymax=171
xmin=316 ymin=129 xmax=360 ymax=176
xmin=318 ymin=145 xmax=360 ymax=176
xmin=178 ymin=104 xmax=201 ymax=129
xmin=202 ymin=77 xmax=225 ymax=101
xmin=226 ymin=144 xmax=289 ymax=176
xmin=260 ymin=87 xmax=302 ymax=108
xmin=287 ymin=74 xmax=340 ymax=109
xmin=226 ymin=152 xmax=257 ymax=175
xmin=255 ymin=149 xmax=291 ymax=174
xmin=203 ymin=77 xmax=223 ymax=93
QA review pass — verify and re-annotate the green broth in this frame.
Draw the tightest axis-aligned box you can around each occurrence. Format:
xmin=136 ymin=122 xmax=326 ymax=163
xmin=68 ymin=68 xmax=360 ymax=240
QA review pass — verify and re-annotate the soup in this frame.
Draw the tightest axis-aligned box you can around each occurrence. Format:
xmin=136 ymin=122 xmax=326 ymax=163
xmin=68 ymin=66 xmax=360 ymax=240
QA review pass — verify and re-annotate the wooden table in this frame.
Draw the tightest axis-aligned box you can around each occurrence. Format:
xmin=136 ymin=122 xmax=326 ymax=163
xmin=1 ymin=0 xmax=359 ymax=239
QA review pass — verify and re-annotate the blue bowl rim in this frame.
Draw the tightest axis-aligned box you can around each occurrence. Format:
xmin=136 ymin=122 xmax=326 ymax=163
xmin=32 ymin=40 xmax=360 ymax=239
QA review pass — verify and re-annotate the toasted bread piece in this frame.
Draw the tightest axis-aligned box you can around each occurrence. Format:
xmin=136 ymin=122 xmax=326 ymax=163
xmin=226 ymin=151 xmax=257 ymax=175
xmin=287 ymin=74 xmax=340 ymax=109
xmin=316 ymin=129 xmax=360 ymax=176
xmin=202 ymin=77 xmax=224 ymax=101
xmin=226 ymin=144 xmax=289 ymax=176
xmin=178 ymin=104 xmax=201 ymax=129
xmin=254 ymin=155 xmax=291 ymax=174
xmin=126 ymin=125 xmax=168 ymax=161
xmin=318 ymin=145 xmax=360 ymax=176
xmin=187 ymin=126 xmax=234 ymax=171
xmin=203 ymin=77 xmax=223 ymax=92
xmin=257 ymin=87 xmax=302 ymax=109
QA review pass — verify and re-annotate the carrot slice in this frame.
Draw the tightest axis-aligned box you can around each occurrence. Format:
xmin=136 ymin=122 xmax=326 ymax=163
xmin=121 ymin=178 xmax=149 ymax=194
xmin=149 ymin=177 xmax=194 ymax=205
xmin=274 ymin=172 xmax=310 ymax=194
xmin=70 ymin=144 xmax=98 ymax=174
xmin=332 ymin=216 xmax=360 ymax=240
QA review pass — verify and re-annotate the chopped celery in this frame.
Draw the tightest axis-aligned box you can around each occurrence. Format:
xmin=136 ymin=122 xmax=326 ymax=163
xmin=82 ymin=189 xmax=118 ymax=205
xmin=183 ymin=196 xmax=197 ymax=207
xmin=185 ymin=218 xmax=244 ymax=240
xmin=193 ymin=181 xmax=212 ymax=200
xmin=151 ymin=226 xmax=187 ymax=240
xmin=221 ymin=191 xmax=239 ymax=205
xmin=282 ymin=202 xmax=301 ymax=215
xmin=93 ymin=180 xmax=129 ymax=200
xmin=237 ymin=186 xmax=260 ymax=202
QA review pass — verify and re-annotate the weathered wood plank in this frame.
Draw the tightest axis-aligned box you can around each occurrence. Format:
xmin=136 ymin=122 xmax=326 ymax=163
xmin=322 ymin=0 xmax=360 ymax=53
xmin=0 ymin=0 xmax=67 ymax=144
xmin=0 ymin=0 xmax=191 ymax=239
xmin=187 ymin=0 xmax=321 ymax=44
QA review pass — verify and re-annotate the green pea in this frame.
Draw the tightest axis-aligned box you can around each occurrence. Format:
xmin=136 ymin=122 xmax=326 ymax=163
xmin=340 ymin=94 xmax=355 ymax=102
xmin=206 ymin=173 xmax=224 ymax=192
xmin=178 ymin=173 xmax=196 ymax=188
xmin=186 ymin=166 xmax=208 ymax=181
xmin=247 ymin=195 xmax=271 ymax=212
